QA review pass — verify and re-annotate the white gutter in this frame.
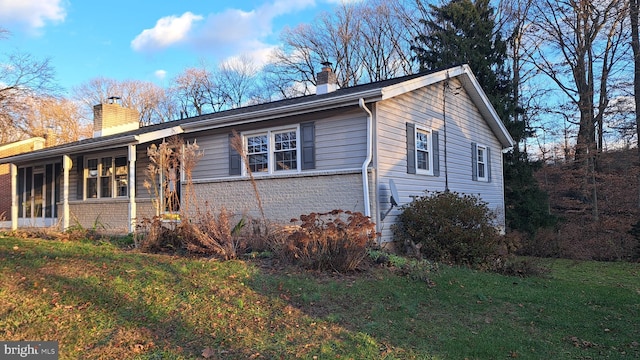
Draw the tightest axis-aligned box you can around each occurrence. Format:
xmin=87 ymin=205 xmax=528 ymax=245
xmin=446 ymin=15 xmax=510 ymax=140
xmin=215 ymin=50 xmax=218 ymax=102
xmin=0 ymin=135 xmax=138 ymax=164
xmin=359 ymin=98 xmax=373 ymax=218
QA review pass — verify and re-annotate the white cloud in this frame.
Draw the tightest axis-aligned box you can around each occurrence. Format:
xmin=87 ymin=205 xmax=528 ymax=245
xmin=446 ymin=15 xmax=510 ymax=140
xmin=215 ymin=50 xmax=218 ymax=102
xmin=0 ymin=0 xmax=66 ymax=31
xmin=154 ymin=69 xmax=167 ymax=80
xmin=131 ymin=0 xmax=315 ymax=61
xmin=186 ymin=0 xmax=315 ymax=63
xmin=131 ymin=12 xmax=204 ymax=52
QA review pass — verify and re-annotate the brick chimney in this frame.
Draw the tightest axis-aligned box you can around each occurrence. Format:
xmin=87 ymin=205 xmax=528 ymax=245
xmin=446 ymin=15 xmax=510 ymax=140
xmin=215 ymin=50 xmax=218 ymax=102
xmin=93 ymin=97 xmax=140 ymax=137
xmin=44 ymin=128 xmax=57 ymax=147
xmin=316 ymin=61 xmax=337 ymax=95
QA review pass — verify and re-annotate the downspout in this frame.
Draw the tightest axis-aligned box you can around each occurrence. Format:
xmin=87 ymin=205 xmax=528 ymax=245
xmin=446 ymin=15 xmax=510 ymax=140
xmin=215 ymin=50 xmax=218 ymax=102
xmin=359 ymin=98 xmax=373 ymax=217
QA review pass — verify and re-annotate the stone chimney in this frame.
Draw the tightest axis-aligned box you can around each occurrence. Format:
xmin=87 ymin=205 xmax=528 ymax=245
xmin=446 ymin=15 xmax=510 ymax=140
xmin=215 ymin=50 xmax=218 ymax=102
xmin=93 ymin=97 xmax=140 ymax=137
xmin=316 ymin=61 xmax=337 ymax=95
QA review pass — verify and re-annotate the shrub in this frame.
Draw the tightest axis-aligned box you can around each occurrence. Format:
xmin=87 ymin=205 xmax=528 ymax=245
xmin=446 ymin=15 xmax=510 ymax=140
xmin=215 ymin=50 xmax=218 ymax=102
xmin=276 ymin=210 xmax=377 ymax=272
xmin=136 ymin=216 xmax=183 ymax=253
xmin=393 ymin=191 xmax=500 ymax=268
xmin=180 ymin=207 xmax=247 ymax=260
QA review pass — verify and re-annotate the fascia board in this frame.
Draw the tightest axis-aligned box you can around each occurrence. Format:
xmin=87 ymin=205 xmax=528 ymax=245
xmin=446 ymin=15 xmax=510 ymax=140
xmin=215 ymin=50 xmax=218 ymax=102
xmin=457 ymin=65 xmax=515 ymax=148
xmin=135 ymin=126 xmax=184 ymax=144
xmin=0 ymin=135 xmax=138 ymax=164
xmin=0 ymin=137 xmax=46 ymax=152
xmin=381 ymin=64 xmax=515 ymax=149
xmin=380 ymin=65 xmax=467 ymax=100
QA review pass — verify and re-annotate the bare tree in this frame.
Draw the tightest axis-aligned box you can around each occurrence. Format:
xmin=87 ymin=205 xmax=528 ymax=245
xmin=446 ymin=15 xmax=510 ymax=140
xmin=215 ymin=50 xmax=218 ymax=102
xmin=0 ymin=50 xmax=59 ymax=143
xmin=72 ymin=77 xmax=171 ymax=125
xmin=267 ymin=0 xmax=417 ymax=96
xmin=170 ymin=67 xmax=215 ymax=117
xmin=632 ymin=0 xmax=640 ymax=152
xmin=215 ymin=56 xmax=262 ymax=108
xmin=15 ymin=96 xmax=92 ymax=144
xmin=525 ymin=0 xmax=630 ymax=160
xmin=358 ymin=0 xmax=417 ymax=81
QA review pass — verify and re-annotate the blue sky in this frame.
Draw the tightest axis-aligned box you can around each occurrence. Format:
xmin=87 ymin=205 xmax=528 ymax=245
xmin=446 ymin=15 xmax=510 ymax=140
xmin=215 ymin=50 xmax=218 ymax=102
xmin=0 ymin=0 xmax=348 ymax=95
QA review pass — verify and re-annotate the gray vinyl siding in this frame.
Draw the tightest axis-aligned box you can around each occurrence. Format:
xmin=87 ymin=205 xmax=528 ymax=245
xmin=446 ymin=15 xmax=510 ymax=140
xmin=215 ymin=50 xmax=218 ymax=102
xmin=190 ymin=110 xmax=368 ymax=180
xmin=135 ymin=147 xmax=152 ymax=199
xmin=191 ymin=132 xmax=229 ymax=180
xmin=375 ymin=79 xmax=506 ymax=241
xmin=315 ymin=113 xmax=367 ymax=170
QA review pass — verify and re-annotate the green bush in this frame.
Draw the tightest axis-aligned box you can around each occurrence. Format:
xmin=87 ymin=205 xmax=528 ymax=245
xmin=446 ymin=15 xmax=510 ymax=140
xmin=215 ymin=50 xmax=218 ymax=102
xmin=277 ymin=210 xmax=377 ymax=272
xmin=393 ymin=191 xmax=500 ymax=267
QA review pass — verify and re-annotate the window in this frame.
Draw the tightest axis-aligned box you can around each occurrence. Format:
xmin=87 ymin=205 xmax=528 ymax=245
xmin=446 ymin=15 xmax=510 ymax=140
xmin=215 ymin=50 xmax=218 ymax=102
xmin=416 ymin=127 xmax=432 ymax=174
xmin=243 ymin=127 xmax=299 ymax=175
xmin=406 ymin=123 xmax=439 ymax=176
xmin=87 ymin=158 xmax=98 ymax=198
xmin=247 ymin=134 xmax=269 ymax=172
xmin=85 ymin=155 xmax=128 ymax=198
xmin=115 ymin=157 xmax=128 ymax=197
xmin=472 ymin=143 xmax=491 ymax=182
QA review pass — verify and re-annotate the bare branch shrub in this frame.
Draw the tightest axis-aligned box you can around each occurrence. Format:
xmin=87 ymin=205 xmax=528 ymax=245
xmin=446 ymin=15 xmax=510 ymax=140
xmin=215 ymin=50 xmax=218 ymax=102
xmin=180 ymin=206 xmax=247 ymax=260
xmin=230 ymin=129 xmax=266 ymax=222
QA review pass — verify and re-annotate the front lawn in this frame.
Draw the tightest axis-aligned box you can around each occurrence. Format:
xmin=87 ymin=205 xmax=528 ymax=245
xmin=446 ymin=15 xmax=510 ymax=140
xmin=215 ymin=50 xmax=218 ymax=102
xmin=1 ymin=236 xmax=638 ymax=359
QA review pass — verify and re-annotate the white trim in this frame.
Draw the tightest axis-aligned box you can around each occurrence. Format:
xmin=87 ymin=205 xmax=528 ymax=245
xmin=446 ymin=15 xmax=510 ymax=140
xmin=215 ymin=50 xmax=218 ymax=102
xmin=475 ymin=143 xmax=489 ymax=182
xmin=0 ymin=137 xmax=45 ymax=152
xmin=241 ymin=125 xmax=301 ymax=176
xmin=63 ymin=155 xmax=71 ymax=230
xmin=135 ymin=126 xmax=184 ymax=144
xmin=415 ymin=125 xmax=434 ymax=176
xmin=84 ymin=152 xmax=128 ymax=200
xmin=191 ymin=168 xmax=364 ymax=184
xmin=381 ymin=64 xmax=514 ymax=149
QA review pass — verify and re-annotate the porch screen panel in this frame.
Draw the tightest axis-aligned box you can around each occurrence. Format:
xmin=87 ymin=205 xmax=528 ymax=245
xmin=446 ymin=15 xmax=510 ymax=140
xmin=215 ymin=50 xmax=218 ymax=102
xmin=54 ymin=163 xmax=61 ymax=217
xmin=25 ymin=167 xmax=32 ymax=218
xmin=100 ymin=157 xmax=112 ymax=198
xmin=87 ymin=159 xmax=98 ymax=198
xmin=45 ymin=164 xmax=53 ymax=218
xmin=17 ymin=167 xmax=24 ymax=218
xmin=115 ymin=156 xmax=127 ymax=197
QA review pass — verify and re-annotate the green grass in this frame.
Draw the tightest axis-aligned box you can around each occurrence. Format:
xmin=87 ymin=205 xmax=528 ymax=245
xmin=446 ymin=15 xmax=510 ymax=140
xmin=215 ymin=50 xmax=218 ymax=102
xmin=1 ymin=236 xmax=639 ymax=359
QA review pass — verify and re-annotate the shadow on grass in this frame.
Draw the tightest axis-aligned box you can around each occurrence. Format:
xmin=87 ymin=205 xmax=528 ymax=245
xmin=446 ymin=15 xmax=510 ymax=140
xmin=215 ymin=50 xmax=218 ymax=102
xmin=2 ymin=240 xmax=436 ymax=359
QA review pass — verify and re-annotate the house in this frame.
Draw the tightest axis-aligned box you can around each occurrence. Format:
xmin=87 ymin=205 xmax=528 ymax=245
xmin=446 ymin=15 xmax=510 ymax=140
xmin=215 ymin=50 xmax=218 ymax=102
xmin=0 ymin=64 xmax=514 ymax=243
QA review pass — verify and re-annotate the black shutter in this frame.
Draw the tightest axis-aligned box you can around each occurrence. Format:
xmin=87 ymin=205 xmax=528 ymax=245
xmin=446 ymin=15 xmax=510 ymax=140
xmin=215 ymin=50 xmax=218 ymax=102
xmin=229 ymin=133 xmax=241 ymax=175
xmin=471 ymin=142 xmax=478 ymax=181
xmin=487 ymin=147 xmax=492 ymax=182
xmin=76 ymin=155 xmax=83 ymax=198
xmin=406 ymin=123 xmax=416 ymax=174
xmin=300 ymin=122 xmax=315 ymax=170
xmin=432 ymin=130 xmax=440 ymax=177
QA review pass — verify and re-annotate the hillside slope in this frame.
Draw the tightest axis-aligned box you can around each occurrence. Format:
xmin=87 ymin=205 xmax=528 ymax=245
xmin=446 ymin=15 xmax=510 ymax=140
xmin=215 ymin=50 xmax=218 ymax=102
xmin=531 ymin=149 xmax=640 ymax=260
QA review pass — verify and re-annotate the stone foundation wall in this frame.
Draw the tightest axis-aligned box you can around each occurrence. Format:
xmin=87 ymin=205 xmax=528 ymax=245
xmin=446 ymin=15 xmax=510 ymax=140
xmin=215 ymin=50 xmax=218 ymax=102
xmin=189 ymin=172 xmax=367 ymax=223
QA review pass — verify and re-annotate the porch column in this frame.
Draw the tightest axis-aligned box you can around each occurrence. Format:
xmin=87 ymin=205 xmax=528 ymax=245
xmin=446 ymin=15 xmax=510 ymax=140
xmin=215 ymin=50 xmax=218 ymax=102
xmin=10 ymin=163 xmax=18 ymax=230
xmin=62 ymin=155 xmax=71 ymax=230
xmin=128 ymin=144 xmax=137 ymax=233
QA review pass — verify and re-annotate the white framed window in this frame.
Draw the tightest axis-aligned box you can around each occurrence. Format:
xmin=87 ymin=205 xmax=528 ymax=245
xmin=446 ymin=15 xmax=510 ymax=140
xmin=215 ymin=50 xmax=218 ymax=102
xmin=415 ymin=126 xmax=434 ymax=176
xmin=243 ymin=126 xmax=300 ymax=175
xmin=85 ymin=155 xmax=128 ymax=199
xmin=472 ymin=143 xmax=490 ymax=182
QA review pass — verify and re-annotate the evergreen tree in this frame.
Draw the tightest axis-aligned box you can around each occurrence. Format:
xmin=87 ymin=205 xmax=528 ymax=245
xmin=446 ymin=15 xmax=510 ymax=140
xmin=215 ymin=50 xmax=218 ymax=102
xmin=412 ymin=0 xmax=555 ymax=237
xmin=412 ymin=0 xmax=512 ymax=120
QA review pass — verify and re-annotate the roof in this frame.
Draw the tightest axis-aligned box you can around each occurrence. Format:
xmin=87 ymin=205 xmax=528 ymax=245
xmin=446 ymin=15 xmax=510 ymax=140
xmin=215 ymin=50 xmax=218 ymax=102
xmin=0 ymin=64 xmax=514 ymax=164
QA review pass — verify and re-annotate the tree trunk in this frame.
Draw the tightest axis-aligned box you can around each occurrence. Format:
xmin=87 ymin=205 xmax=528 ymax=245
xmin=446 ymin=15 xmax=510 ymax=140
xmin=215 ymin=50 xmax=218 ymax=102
xmin=631 ymin=0 xmax=640 ymax=207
